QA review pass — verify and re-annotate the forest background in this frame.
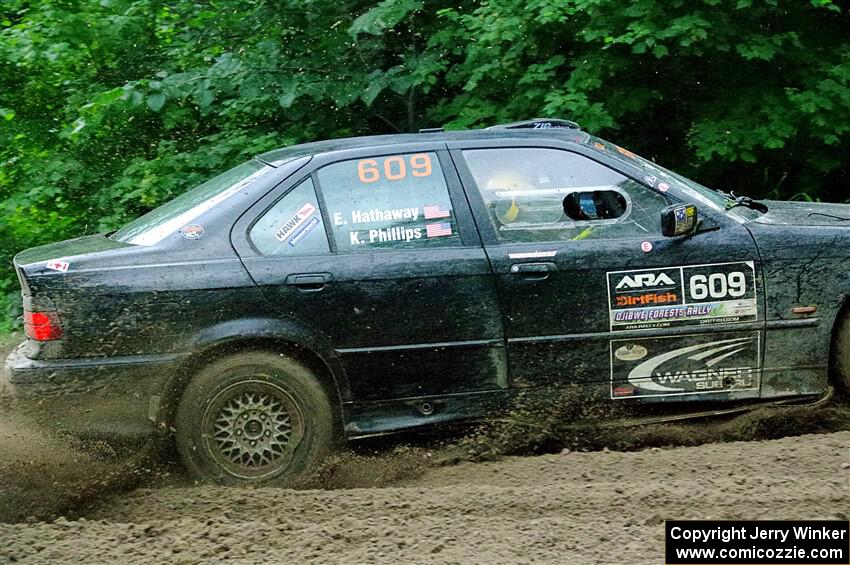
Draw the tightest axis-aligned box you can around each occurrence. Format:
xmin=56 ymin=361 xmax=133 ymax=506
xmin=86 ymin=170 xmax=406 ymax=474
xmin=1 ymin=0 xmax=848 ymax=330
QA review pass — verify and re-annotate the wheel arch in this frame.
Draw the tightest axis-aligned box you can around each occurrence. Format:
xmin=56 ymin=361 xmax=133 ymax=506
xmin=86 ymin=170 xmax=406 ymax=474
xmin=157 ymin=317 xmax=349 ymax=432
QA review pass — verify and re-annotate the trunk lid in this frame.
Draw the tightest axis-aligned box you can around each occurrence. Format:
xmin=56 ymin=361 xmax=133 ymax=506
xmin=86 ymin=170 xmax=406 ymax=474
xmin=13 ymin=233 xmax=130 ymax=295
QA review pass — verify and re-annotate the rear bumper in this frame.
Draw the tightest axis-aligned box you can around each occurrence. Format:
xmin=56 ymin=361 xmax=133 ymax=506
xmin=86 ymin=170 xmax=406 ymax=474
xmin=3 ymin=342 xmax=185 ymax=439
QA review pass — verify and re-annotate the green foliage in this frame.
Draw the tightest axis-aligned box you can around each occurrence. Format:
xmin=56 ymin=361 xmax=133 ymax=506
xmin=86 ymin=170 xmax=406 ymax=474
xmin=1 ymin=0 xmax=848 ymax=330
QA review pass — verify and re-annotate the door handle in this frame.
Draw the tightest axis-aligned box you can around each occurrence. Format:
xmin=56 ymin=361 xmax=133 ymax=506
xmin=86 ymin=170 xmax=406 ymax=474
xmin=286 ymin=273 xmax=330 ymax=291
xmin=509 ymin=262 xmax=555 ymax=281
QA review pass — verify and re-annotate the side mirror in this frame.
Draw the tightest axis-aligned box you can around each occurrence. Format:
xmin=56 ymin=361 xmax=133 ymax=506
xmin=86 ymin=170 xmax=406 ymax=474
xmin=662 ymin=204 xmax=699 ymax=237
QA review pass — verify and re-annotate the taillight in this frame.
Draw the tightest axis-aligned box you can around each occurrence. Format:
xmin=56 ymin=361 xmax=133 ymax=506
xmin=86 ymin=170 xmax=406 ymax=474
xmin=24 ymin=310 xmax=63 ymax=341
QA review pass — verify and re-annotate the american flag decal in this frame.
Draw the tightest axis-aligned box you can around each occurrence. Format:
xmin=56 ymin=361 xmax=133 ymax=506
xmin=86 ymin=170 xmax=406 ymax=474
xmin=423 ymin=204 xmax=450 ymax=219
xmin=426 ymin=222 xmax=452 ymax=238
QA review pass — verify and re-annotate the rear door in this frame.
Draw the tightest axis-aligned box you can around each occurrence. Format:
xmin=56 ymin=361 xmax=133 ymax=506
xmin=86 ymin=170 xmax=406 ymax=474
xmin=449 ymin=139 xmax=765 ymax=403
xmin=233 ymin=143 xmax=506 ymax=403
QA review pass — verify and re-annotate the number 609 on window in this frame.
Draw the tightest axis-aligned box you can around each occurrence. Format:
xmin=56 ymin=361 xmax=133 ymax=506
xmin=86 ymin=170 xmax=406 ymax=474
xmin=357 ymin=154 xmax=432 ymax=183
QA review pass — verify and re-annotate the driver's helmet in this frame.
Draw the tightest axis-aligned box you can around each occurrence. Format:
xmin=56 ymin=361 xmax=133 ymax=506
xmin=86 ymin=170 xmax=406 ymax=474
xmin=484 ymin=170 xmax=563 ymax=225
xmin=484 ymin=171 xmax=533 ymax=224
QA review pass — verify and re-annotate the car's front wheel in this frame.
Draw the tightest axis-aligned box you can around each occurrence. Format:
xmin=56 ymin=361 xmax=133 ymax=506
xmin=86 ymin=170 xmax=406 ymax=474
xmin=175 ymin=351 xmax=334 ymax=485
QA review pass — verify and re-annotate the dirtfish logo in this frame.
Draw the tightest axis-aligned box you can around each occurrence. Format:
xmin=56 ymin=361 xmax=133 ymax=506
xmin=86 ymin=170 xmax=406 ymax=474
xmin=616 ymin=272 xmax=677 ymax=290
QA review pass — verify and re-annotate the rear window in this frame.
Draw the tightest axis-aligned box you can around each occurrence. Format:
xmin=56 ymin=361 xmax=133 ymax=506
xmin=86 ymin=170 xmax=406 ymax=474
xmin=111 ymin=160 xmax=272 ymax=245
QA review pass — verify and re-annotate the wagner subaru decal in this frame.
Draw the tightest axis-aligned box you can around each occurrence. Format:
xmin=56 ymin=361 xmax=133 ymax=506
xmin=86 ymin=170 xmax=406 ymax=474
xmin=610 ymin=332 xmax=761 ymax=399
xmin=607 ymin=261 xmax=758 ymax=331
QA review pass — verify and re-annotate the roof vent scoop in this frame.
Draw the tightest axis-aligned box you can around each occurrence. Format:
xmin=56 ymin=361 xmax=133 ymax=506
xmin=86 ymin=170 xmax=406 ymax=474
xmin=486 ymin=118 xmax=581 ymax=130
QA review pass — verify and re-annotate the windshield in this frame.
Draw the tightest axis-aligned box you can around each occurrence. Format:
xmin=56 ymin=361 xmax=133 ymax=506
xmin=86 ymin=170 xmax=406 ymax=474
xmin=588 ymin=136 xmax=730 ymax=213
xmin=111 ymin=160 xmax=272 ymax=245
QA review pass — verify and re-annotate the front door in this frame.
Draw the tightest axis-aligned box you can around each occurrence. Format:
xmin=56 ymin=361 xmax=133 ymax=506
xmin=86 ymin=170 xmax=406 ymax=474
xmin=450 ymin=140 xmax=765 ymax=403
xmin=234 ymin=144 xmax=506 ymax=403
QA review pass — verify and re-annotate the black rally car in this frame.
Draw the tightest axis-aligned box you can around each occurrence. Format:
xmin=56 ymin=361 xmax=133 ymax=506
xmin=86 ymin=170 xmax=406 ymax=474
xmin=5 ymin=119 xmax=850 ymax=484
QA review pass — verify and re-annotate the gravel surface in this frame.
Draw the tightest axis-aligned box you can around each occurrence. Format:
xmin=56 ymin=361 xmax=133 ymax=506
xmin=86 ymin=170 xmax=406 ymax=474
xmin=2 ymin=336 xmax=849 ymax=564
xmin=1 ymin=427 xmax=847 ymax=564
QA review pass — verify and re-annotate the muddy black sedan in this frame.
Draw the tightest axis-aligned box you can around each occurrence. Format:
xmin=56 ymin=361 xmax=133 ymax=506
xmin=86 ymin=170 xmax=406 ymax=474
xmin=5 ymin=119 xmax=850 ymax=484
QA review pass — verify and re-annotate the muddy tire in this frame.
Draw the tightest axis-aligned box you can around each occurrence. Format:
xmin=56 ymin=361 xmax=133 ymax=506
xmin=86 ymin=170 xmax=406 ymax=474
xmin=175 ymin=351 xmax=334 ymax=485
xmin=834 ymin=314 xmax=850 ymax=392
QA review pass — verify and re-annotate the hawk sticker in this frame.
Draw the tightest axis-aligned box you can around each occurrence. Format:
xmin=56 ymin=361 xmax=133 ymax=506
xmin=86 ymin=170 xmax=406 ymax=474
xmin=275 ymin=203 xmax=317 ymax=242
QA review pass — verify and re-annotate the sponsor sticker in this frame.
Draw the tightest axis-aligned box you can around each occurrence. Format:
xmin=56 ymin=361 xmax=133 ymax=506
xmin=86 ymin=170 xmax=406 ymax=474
xmin=530 ymin=121 xmax=574 ymax=129
xmin=508 ymin=250 xmax=557 ymax=260
xmin=275 ymin=203 xmax=316 ymax=242
xmin=288 ymin=216 xmax=320 ymax=247
xmin=643 ymin=175 xmax=657 ymax=186
xmin=670 ymin=204 xmax=697 ymax=234
xmin=614 ymin=344 xmax=648 ymax=361
xmin=610 ymin=332 xmax=761 ymax=398
xmin=179 ymin=224 xmax=204 ymax=240
xmin=657 ymin=182 xmax=670 ymax=192
xmin=607 ymin=262 xmax=758 ymax=331
xmin=616 ymin=146 xmax=636 ymax=159
xmin=45 ymin=259 xmax=70 ymax=273
xmin=612 ymin=385 xmax=637 ymax=398
xmin=641 ymin=241 xmax=653 ymax=253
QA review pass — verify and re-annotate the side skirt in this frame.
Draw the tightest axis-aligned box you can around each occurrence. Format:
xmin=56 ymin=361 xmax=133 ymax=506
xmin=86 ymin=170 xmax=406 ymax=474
xmin=341 ymin=386 xmax=834 ymax=439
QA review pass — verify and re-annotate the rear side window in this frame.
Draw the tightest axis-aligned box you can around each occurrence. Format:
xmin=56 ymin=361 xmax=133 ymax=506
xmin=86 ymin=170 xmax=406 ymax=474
xmin=112 ymin=160 xmax=272 ymax=246
xmin=318 ymin=152 xmax=461 ymax=253
xmin=249 ymin=178 xmax=330 ymax=256
xmin=462 ymin=148 xmax=669 ymax=243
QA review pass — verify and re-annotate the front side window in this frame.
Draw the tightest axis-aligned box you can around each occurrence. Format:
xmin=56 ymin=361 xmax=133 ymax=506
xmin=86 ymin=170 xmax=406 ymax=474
xmin=462 ymin=148 xmax=670 ymax=243
xmin=318 ymin=152 xmax=461 ymax=252
xmin=249 ymin=178 xmax=330 ymax=256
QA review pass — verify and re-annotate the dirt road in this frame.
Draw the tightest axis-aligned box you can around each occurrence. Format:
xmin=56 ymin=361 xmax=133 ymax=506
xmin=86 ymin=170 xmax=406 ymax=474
xmin=2 ymin=336 xmax=849 ymax=564
xmin=1 ymin=422 xmax=848 ymax=564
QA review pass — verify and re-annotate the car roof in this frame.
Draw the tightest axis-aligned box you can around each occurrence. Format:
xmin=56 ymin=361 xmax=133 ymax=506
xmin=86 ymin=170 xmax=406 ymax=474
xmin=257 ymin=120 xmax=591 ymax=165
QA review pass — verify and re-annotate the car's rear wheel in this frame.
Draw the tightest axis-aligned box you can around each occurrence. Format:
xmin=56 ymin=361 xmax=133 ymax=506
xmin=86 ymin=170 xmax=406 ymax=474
xmin=175 ymin=351 xmax=333 ymax=485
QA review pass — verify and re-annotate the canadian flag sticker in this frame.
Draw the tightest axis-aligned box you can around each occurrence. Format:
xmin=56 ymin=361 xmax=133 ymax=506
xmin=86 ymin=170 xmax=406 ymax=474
xmin=46 ymin=259 xmax=70 ymax=272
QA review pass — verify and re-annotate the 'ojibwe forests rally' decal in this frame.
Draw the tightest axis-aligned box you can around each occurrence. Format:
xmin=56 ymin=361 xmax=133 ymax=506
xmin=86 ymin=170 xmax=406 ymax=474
xmin=607 ymin=262 xmax=758 ymax=332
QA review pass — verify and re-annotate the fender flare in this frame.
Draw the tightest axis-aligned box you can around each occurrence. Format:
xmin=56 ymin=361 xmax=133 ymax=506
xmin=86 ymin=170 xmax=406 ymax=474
xmin=156 ymin=316 xmax=350 ymax=427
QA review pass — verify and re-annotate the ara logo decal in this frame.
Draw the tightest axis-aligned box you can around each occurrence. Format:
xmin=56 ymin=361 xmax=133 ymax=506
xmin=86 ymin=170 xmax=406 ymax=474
xmin=610 ymin=334 xmax=760 ymax=398
xmin=616 ymin=272 xmax=676 ymax=290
